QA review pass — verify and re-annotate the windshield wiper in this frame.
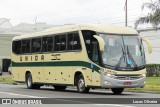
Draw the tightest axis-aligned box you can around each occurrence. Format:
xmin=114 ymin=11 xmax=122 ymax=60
xmin=115 ymin=46 xmax=126 ymax=69
xmin=126 ymin=46 xmax=138 ymax=69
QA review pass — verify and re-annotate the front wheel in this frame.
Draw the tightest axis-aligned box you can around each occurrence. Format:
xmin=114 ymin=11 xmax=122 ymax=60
xmin=26 ymin=73 xmax=40 ymax=89
xmin=111 ymin=88 xmax=124 ymax=95
xmin=77 ymin=74 xmax=90 ymax=93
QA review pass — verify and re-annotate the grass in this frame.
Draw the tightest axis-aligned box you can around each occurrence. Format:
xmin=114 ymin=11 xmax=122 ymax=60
xmin=0 ymin=77 xmax=16 ymax=84
xmin=125 ymin=77 xmax=160 ymax=93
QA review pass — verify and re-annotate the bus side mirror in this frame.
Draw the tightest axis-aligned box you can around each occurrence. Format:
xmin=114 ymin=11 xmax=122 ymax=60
xmin=141 ymin=37 xmax=152 ymax=54
xmin=93 ymin=35 xmax=105 ymax=52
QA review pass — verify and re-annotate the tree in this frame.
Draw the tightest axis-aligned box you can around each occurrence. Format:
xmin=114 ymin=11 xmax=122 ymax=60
xmin=135 ymin=0 xmax=160 ymax=28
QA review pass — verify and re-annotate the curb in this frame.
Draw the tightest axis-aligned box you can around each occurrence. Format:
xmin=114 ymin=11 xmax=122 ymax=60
xmin=0 ymin=82 xmax=24 ymax=85
xmin=0 ymin=82 xmax=18 ymax=85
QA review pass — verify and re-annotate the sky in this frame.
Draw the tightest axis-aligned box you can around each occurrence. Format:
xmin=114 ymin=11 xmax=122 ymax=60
xmin=0 ymin=0 xmax=152 ymax=28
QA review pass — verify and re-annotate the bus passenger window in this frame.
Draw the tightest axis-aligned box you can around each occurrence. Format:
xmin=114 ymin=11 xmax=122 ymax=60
xmin=54 ymin=35 xmax=66 ymax=52
xmin=12 ymin=40 xmax=21 ymax=54
xmin=42 ymin=37 xmax=53 ymax=52
xmin=21 ymin=39 xmax=30 ymax=54
xmin=31 ymin=38 xmax=41 ymax=53
xmin=67 ymin=33 xmax=81 ymax=51
xmin=47 ymin=37 xmax=53 ymax=52
xmin=73 ymin=33 xmax=81 ymax=50
xmin=67 ymin=33 xmax=74 ymax=50
xmin=42 ymin=37 xmax=47 ymax=52
xmin=60 ymin=35 xmax=66 ymax=51
xmin=54 ymin=36 xmax=61 ymax=51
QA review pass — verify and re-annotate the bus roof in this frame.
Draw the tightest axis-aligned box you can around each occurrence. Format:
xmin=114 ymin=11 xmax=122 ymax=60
xmin=12 ymin=24 xmax=138 ymax=40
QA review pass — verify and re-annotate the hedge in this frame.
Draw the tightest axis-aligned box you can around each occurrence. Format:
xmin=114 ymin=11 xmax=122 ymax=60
xmin=146 ymin=64 xmax=160 ymax=77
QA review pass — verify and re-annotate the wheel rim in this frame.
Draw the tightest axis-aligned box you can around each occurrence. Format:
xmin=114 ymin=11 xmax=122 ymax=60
xmin=78 ymin=78 xmax=85 ymax=91
xmin=27 ymin=76 xmax=32 ymax=87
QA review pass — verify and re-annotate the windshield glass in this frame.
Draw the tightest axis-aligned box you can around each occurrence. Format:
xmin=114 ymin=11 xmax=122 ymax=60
xmin=99 ymin=33 xmax=145 ymax=70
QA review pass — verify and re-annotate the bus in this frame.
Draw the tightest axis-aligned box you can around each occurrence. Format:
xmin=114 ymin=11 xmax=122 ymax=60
xmin=11 ymin=24 xmax=152 ymax=94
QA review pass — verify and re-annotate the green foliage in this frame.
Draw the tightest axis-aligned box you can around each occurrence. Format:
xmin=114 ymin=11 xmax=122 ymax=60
xmin=146 ymin=77 xmax=160 ymax=85
xmin=146 ymin=64 xmax=160 ymax=77
xmin=0 ymin=77 xmax=14 ymax=83
xmin=135 ymin=0 xmax=160 ymax=28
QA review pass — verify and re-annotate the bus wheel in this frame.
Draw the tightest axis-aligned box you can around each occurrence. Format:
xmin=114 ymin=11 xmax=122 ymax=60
xmin=111 ymin=88 xmax=124 ymax=95
xmin=77 ymin=74 xmax=90 ymax=93
xmin=54 ymin=86 xmax=67 ymax=90
xmin=26 ymin=73 xmax=40 ymax=89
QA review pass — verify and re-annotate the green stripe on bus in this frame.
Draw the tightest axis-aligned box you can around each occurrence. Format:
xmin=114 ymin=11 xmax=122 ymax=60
xmin=12 ymin=61 xmax=100 ymax=73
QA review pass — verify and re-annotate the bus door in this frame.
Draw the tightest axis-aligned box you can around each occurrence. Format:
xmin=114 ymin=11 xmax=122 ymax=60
xmin=91 ymin=41 xmax=101 ymax=86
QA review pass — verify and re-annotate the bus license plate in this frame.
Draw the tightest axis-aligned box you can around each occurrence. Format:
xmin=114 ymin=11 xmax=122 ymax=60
xmin=124 ymin=82 xmax=132 ymax=86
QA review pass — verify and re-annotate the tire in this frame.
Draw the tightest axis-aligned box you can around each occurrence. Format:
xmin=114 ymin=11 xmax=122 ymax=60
xmin=54 ymin=86 xmax=67 ymax=90
xmin=26 ymin=73 xmax=40 ymax=89
xmin=77 ymin=74 xmax=90 ymax=93
xmin=111 ymin=88 xmax=124 ymax=95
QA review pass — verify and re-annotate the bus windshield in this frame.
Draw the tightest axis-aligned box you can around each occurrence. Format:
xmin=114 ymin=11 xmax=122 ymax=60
xmin=99 ymin=33 xmax=145 ymax=71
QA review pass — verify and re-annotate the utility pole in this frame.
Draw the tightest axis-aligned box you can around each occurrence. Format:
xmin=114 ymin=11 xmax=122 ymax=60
xmin=124 ymin=0 xmax=128 ymax=27
xmin=34 ymin=16 xmax=37 ymax=31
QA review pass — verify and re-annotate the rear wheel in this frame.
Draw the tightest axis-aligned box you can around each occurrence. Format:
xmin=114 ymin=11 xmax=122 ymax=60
xmin=77 ymin=74 xmax=90 ymax=93
xmin=111 ymin=88 xmax=124 ymax=95
xmin=26 ymin=73 xmax=40 ymax=89
xmin=54 ymin=86 xmax=67 ymax=90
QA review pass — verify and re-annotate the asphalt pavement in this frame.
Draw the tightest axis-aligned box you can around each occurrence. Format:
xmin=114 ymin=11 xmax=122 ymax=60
xmin=0 ymin=84 xmax=159 ymax=107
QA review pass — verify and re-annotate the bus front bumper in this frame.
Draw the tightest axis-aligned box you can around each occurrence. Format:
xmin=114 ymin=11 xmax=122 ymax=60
xmin=100 ymin=74 xmax=146 ymax=88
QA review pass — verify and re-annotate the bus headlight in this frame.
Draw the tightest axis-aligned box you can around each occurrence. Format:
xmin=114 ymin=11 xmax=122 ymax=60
xmin=106 ymin=73 xmax=112 ymax=77
xmin=105 ymin=73 xmax=113 ymax=78
xmin=140 ymin=74 xmax=146 ymax=78
xmin=102 ymin=72 xmax=113 ymax=78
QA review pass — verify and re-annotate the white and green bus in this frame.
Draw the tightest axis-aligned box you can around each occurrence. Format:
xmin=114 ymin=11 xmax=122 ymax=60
xmin=12 ymin=24 xmax=152 ymax=94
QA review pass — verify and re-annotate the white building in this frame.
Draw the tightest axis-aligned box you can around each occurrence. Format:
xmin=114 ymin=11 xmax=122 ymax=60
xmin=140 ymin=29 xmax=160 ymax=64
xmin=0 ymin=18 xmax=56 ymax=69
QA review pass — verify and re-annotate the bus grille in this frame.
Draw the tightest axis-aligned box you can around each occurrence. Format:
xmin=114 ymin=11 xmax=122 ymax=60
xmin=114 ymin=75 xmax=141 ymax=80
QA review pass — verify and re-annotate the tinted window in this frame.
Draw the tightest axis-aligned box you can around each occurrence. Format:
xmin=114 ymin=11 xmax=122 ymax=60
xmin=54 ymin=35 xmax=66 ymax=51
xmin=60 ymin=35 xmax=66 ymax=51
xmin=21 ymin=39 xmax=30 ymax=54
xmin=67 ymin=33 xmax=74 ymax=50
xmin=67 ymin=33 xmax=81 ymax=50
xmin=31 ymin=38 xmax=41 ymax=53
xmin=54 ymin=36 xmax=61 ymax=51
xmin=42 ymin=36 xmax=53 ymax=52
xmin=73 ymin=33 xmax=81 ymax=50
xmin=12 ymin=40 xmax=21 ymax=54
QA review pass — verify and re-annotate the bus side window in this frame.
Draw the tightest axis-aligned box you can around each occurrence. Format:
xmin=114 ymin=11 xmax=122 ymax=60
xmin=60 ymin=35 xmax=66 ymax=51
xmin=73 ymin=33 xmax=81 ymax=50
xmin=21 ymin=39 xmax=30 ymax=54
xmin=12 ymin=40 xmax=21 ymax=54
xmin=42 ymin=36 xmax=53 ymax=52
xmin=54 ymin=36 xmax=61 ymax=51
xmin=67 ymin=33 xmax=81 ymax=51
xmin=47 ymin=37 xmax=53 ymax=52
xmin=54 ymin=35 xmax=66 ymax=52
xmin=42 ymin=37 xmax=47 ymax=52
xmin=31 ymin=38 xmax=41 ymax=53
xmin=67 ymin=33 xmax=74 ymax=50
xmin=92 ymin=42 xmax=99 ymax=65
